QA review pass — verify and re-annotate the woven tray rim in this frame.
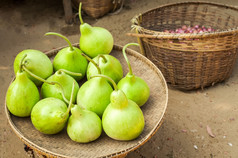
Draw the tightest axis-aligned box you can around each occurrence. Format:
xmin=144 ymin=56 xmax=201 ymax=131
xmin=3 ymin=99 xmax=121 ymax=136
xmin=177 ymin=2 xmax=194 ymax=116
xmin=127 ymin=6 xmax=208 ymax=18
xmin=5 ymin=44 xmax=168 ymax=158
xmin=131 ymin=1 xmax=238 ymax=39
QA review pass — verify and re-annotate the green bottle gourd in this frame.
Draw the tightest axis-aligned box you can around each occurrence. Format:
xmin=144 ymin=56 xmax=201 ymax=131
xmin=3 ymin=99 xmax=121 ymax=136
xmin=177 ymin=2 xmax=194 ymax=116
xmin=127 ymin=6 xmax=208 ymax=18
xmin=31 ymin=82 xmax=76 ymax=134
xmin=31 ymin=97 xmax=68 ymax=134
xmin=93 ymin=74 xmax=145 ymax=141
xmin=14 ymin=49 xmax=53 ymax=86
xmin=41 ymin=70 xmax=80 ymax=104
xmin=78 ymin=3 xmax=113 ymax=58
xmin=6 ymin=71 xmax=40 ymax=117
xmin=67 ymin=104 xmax=102 ymax=143
xmin=21 ymin=60 xmax=74 ymax=105
xmin=117 ymin=43 xmax=150 ymax=107
xmin=77 ymin=56 xmax=113 ymax=117
xmin=87 ymin=54 xmax=123 ymax=84
xmin=45 ymin=32 xmax=88 ymax=81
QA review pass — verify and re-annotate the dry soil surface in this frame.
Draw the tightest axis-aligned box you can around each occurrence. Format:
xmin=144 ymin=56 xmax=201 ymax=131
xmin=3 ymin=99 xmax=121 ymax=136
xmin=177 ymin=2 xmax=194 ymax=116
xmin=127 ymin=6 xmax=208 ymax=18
xmin=1 ymin=0 xmax=238 ymax=157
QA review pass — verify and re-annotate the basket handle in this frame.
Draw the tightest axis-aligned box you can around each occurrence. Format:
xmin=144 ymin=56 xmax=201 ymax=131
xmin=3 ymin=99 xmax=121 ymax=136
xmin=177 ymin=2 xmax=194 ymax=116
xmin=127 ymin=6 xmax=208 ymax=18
xmin=127 ymin=32 xmax=206 ymax=39
xmin=127 ymin=29 xmax=238 ymax=39
xmin=127 ymin=33 xmax=159 ymax=38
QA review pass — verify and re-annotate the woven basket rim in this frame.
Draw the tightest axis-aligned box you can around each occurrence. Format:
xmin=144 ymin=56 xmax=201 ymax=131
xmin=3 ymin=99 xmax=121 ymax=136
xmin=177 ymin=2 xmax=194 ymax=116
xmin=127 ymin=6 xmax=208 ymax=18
xmin=5 ymin=44 xmax=168 ymax=158
xmin=131 ymin=1 xmax=238 ymax=39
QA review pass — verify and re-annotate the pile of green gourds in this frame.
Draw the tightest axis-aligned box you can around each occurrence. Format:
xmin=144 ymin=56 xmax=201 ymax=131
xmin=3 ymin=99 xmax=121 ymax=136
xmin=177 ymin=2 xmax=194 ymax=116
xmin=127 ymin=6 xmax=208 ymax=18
xmin=6 ymin=3 xmax=150 ymax=143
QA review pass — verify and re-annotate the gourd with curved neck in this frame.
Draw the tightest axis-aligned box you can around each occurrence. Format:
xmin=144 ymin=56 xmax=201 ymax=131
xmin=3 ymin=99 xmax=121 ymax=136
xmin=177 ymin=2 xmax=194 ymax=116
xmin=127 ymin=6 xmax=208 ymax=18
xmin=78 ymin=3 xmax=114 ymax=58
xmin=6 ymin=70 xmax=40 ymax=117
xmin=92 ymin=74 xmax=145 ymax=141
xmin=87 ymin=54 xmax=123 ymax=85
xmin=13 ymin=49 xmax=53 ymax=86
xmin=41 ymin=70 xmax=80 ymax=104
xmin=117 ymin=43 xmax=150 ymax=107
xmin=45 ymin=32 xmax=88 ymax=81
xmin=77 ymin=60 xmax=113 ymax=117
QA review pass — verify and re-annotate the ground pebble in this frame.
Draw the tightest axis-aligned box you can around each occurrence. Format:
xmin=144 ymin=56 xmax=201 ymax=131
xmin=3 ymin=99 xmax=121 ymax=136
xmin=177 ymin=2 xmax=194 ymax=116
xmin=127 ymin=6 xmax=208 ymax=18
xmin=194 ymin=145 xmax=198 ymax=150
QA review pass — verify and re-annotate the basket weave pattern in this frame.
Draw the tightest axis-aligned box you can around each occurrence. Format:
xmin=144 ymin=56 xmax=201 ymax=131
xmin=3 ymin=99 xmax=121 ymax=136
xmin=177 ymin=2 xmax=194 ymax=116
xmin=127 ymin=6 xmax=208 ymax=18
xmin=131 ymin=2 xmax=238 ymax=90
xmin=72 ymin=0 xmax=123 ymax=18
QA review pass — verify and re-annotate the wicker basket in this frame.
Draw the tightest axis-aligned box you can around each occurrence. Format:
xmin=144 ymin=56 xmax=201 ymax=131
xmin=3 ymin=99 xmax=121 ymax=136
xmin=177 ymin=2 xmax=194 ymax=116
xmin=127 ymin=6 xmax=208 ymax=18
xmin=129 ymin=2 xmax=238 ymax=90
xmin=71 ymin=0 xmax=123 ymax=18
xmin=5 ymin=44 xmax=168 ymax=158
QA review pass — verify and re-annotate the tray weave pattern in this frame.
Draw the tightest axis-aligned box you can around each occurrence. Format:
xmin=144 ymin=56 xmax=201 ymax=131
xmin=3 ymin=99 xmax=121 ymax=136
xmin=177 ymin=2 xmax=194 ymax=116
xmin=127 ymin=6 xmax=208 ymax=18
xmin=5 ymin=44 xmax=168 ymax=158
xmin=130 ymin=2 xmax=238 ymax=90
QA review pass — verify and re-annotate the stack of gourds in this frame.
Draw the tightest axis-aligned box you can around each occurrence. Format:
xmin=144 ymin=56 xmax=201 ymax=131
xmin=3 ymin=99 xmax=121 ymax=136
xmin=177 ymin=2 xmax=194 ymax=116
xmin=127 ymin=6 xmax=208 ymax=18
xmin=6 ymin=3 xmax=150 ymax=143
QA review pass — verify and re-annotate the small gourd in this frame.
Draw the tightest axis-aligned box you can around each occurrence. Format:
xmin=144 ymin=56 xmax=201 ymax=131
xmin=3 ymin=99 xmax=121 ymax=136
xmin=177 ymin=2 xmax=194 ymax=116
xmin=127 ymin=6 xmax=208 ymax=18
xmin=67 ymin=104 xmax=102 ymax=143
xmin=78 ymin=3 xmax=113 ymax=58
xmin=31 ymin=82 xmax=76 ymax=134
xmin=14 ymin=49 xmax=53 ymax=86
xmin=45 ymin=32 xmax=88 ymax=81
xmin=117 ymin=43 xmax=150 ymax=106
xmin=93 ymin=74 xmax=145 ymax=141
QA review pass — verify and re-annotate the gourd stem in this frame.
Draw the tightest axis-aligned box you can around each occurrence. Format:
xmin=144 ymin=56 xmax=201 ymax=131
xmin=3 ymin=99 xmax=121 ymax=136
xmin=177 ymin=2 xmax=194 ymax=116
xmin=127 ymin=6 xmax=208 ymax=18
xmin=45 ymin=32 xmax=74 ymax=51
xmin=81 ymin=53 xmax=101 ymax=74
xmin=58 ymin=69 xmax=82 ymax=77
xmin=22 ymin=65 xmax=69 ymax=104
xmin=98 ymin=54 xmax=107 ymax=63
xmin=79 ymin=2 xmax=84 ymax=24
xmin=19 ymin=54 xmax=27 ymax=72
xmin=64 ymin=81 xmax=75 ymax=118
xmin=122 ymin=43 xmax=139 ymax=75
xmin=90 ymin=74 xmax=118 ymax=91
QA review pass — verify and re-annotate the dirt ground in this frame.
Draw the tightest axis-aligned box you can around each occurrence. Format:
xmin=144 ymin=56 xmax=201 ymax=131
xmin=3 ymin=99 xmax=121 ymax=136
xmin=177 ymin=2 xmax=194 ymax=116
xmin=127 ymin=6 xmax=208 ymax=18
xmin=1 ymin=0 xmax=238 ymax=157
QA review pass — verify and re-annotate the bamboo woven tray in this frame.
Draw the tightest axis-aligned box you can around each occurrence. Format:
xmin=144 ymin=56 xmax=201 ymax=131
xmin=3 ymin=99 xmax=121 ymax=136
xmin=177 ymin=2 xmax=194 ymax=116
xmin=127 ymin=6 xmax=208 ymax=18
xmin=5 ymin=44 xmax=168 ymax=158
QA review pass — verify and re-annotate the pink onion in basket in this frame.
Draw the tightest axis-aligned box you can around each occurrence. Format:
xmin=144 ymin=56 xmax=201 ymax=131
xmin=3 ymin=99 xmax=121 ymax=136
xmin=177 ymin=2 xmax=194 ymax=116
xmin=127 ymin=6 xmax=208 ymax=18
xmin=164 ymin=25 xmax=216 ymax=34
xmin=163 ymin=25 xmax=216 ymax=44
